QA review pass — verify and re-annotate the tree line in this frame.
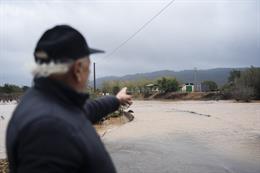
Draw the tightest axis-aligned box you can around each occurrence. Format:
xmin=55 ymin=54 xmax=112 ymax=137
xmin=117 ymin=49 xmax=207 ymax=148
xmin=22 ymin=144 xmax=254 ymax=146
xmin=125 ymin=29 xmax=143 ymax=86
xmin=0 ymin=84 xmax=29 ymax=94
xmin=101 ymin=77 xmax=180 ymax=95
xmin=1 ymin=66 xmax=259 ymax=102
xmin=0 ymin=84 xmax=29 ymax=102
xmin=221 ymin=66 xmax=260 ymax=101
xmin=101 ymin=77 xmax=218 ymax=95
xmin=100 ymin=66 xmax=260 ymax=101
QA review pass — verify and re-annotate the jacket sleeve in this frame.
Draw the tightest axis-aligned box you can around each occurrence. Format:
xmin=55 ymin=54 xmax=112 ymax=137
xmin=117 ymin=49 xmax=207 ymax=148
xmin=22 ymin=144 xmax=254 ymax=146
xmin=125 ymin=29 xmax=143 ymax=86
xmin=84 ymin=96 xmax=120 ymax=124
xmin=16 ymin=117 xmax=84 ymax=173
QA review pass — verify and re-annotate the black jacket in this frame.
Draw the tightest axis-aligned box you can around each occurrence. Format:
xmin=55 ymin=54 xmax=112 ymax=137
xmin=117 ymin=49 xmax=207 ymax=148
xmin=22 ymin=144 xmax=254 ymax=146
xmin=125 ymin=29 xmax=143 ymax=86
xmin=6 ymin=78 xmax=120 ymax=173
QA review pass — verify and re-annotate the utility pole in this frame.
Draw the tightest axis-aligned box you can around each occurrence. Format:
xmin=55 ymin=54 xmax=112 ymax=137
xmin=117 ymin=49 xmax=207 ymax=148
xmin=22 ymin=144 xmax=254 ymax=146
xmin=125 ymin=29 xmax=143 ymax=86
xmin=93 ymin=62 xmax=96 ymax=93
xmin=193 ymin=67 xmax=198 ymax=92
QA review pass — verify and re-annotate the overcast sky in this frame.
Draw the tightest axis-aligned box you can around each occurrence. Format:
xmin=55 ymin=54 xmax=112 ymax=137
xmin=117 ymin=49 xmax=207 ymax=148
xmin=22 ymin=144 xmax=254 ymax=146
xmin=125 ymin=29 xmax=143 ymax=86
xmin=0 ymin=0 xmax=259 ymax=85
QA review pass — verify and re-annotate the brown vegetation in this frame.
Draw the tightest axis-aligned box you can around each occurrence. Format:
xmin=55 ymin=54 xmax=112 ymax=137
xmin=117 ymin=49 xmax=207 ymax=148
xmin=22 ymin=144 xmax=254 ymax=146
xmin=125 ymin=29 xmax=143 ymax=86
xmin=148 ymin=92 xmax=221 ymax=100
xmin=0 ymin=159 xmax=8 ymax=173
xmin=0 ymin=93 xmax=23 ymax=103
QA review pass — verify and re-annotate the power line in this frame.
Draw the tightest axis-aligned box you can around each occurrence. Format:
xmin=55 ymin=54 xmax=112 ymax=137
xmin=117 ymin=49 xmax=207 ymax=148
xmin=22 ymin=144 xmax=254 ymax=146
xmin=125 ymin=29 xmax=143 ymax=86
xmin=102 ymin=0 xmax=176 ymax=60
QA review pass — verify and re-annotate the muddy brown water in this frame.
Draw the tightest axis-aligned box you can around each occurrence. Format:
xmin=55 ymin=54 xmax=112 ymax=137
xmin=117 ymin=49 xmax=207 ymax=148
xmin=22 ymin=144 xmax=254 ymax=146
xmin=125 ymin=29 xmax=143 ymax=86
xmin=103 ymin=101 xmax=260 ymax=173
xmin=1 ymin=100 xmax=260 ymax=173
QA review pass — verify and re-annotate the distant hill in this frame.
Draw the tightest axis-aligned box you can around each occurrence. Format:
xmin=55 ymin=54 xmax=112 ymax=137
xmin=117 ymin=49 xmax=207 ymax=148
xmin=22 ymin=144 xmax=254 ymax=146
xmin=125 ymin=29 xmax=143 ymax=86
xmin=91 ymin=68 xmax=247 ymax=88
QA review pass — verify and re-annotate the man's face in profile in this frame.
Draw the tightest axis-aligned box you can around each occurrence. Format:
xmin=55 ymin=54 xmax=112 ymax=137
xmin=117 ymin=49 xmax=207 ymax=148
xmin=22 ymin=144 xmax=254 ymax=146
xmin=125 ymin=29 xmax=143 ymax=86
xmin=72 ymin=56 xmax=91 ymax=92
xmin=80 ymin=57 xmax=91 ymax=90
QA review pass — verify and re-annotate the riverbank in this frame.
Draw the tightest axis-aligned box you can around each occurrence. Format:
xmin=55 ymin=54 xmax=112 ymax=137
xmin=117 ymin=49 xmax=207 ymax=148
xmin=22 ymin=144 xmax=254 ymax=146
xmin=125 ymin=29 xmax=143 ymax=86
xmin=144 ymin=91 xmax=229 ymax=100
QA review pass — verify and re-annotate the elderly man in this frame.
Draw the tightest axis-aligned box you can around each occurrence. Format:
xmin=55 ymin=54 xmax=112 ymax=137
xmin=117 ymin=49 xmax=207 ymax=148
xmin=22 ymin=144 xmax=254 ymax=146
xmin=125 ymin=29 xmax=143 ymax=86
xmin=6 ymin=25 xmax=132 ymax=173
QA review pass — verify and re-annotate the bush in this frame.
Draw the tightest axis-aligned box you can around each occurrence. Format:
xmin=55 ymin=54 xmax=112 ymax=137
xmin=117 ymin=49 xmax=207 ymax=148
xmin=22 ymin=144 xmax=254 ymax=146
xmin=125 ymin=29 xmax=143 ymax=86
xmin=0 ymin=84 xmax=23 ymax=93
xmin=232 ymin=85 xmax=255 ymax=102
xmin=112 ymin=86 xmax=120 ymax=95
xmin=223 ymin=66 xmax=260 ymax=101
xmin=220 ymin=84 xmax=233 ymax=99
xmin=201 ymin=80 xmax=218 ymax=91
xmin=228 ymin=70 xmax=241 ymax=83
xmin=156 ymin=77 xmax=179 ymax=93
xmin=235 ymin=67 xmax=260 ymax=100
xmin=101 ymin=79 xmax=155 ymax=95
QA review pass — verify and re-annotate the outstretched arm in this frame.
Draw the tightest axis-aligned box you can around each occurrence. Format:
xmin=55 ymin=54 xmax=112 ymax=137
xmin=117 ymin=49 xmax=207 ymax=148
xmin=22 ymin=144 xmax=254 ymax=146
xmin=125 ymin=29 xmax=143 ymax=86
xmin=84 ymin=96 xmax=120 ymax=124
xmin=85 ymin=87 xmax=132 ymax=124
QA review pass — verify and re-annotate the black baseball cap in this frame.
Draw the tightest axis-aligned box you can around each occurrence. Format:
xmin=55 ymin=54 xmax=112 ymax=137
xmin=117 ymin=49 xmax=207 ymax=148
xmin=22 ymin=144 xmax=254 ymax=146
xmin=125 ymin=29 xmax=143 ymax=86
xmin=34 ymin=25 xmax=104 ymax=64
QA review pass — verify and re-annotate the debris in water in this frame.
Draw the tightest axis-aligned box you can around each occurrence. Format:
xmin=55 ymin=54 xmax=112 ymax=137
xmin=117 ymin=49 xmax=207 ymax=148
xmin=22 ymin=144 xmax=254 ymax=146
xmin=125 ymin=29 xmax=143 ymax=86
xmin=123 ymin=110 xmax=134 ymax=121
xmin=171 ymin=108 xmax=211 ymax=117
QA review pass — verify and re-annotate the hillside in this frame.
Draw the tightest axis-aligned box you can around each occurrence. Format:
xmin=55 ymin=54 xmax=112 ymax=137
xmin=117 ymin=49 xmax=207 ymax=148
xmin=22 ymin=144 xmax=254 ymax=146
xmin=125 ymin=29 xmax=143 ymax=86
xmin=91 ymin=68 xmax=247 ymax=88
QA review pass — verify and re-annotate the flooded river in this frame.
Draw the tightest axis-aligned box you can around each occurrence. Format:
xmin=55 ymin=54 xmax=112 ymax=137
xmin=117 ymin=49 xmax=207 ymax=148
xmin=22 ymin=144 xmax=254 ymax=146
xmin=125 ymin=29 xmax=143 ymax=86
xmin=1 ymin=100 xmax=260 ymax=172
xmin=103 ymin=101 xmax=260 ymax=173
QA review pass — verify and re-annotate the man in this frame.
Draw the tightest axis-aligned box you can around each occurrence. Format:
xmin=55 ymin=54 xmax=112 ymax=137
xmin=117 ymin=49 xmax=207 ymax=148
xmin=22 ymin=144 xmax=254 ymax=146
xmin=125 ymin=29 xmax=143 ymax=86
xmin=6 ymin=25 xmax=132 ymax=173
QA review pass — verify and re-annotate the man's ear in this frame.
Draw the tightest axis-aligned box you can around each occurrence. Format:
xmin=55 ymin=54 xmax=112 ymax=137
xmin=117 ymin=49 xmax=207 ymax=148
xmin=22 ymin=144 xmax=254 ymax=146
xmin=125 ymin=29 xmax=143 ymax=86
xmin=71 ymin=60 xmax=83 ymax=82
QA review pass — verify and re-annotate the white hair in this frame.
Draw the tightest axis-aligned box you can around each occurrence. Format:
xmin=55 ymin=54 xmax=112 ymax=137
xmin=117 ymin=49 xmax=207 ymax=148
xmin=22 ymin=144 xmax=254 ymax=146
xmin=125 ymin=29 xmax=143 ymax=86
xmin=31 ymin=61 xmax=73 ymax=77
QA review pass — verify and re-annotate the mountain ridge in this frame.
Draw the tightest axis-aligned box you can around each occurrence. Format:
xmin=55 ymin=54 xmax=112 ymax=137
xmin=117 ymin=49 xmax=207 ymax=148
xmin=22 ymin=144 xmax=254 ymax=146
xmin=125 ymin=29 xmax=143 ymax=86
xmin=91 ymin=67 xmax=249 ymax=88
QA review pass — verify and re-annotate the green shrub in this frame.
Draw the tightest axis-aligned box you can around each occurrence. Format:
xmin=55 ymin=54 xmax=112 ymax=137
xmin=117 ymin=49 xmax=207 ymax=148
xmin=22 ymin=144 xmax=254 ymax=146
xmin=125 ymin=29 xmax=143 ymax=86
xmin=156 ymin=77 xmax=179 ymax=93
xmin=201 ymin=80 xmax=218 ymax=91
xmin=223 ymin=66 xmax=260 ymax=101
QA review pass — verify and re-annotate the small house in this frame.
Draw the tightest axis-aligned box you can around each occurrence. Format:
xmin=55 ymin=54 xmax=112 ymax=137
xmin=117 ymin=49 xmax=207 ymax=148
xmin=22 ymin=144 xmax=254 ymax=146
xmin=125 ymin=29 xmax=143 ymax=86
xmin=145 ymin=84 xmax=159 ymax=94
xmin=181 ymin=83 xmax=194 ymax=92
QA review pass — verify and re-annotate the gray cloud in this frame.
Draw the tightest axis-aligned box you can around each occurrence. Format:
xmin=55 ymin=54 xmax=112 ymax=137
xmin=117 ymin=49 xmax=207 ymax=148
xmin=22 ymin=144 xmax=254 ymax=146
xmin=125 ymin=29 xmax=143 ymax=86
xmin=0 ymin=0 xmax=259 ymax=85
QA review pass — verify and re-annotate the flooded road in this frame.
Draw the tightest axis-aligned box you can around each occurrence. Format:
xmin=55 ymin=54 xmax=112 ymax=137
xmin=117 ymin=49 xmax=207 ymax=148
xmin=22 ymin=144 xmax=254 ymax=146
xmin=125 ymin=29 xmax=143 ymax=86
xmin=0 ymin=102 xmax=15 ymax=159
xmin=1 ymin=100 xmax=260 ymax=172
xmin=103 ymin=101 xmax=260 ymax=173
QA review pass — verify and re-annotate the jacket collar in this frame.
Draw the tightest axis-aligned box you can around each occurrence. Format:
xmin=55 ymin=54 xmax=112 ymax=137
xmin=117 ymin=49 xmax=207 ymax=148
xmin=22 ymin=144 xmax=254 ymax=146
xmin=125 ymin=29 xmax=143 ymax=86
xmin=34 ymin=77 xmax=89 ymax=108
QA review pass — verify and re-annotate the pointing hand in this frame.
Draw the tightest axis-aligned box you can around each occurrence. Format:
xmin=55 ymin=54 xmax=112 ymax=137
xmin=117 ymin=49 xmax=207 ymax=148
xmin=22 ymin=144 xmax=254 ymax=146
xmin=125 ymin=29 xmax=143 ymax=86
xmin=116 ymin=87 xmax=133 ymax=106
